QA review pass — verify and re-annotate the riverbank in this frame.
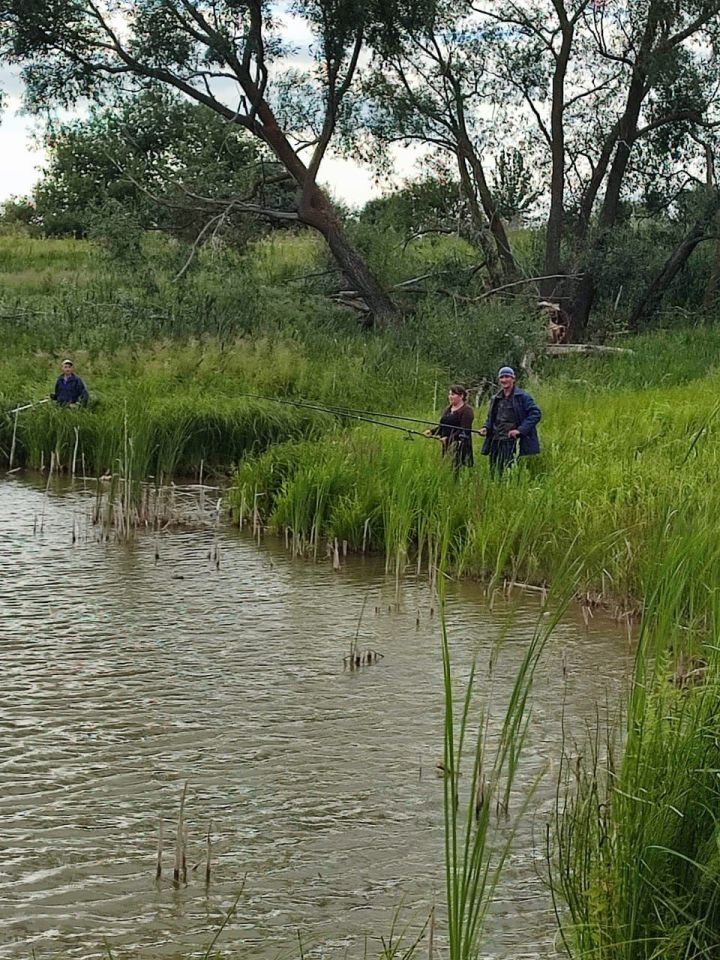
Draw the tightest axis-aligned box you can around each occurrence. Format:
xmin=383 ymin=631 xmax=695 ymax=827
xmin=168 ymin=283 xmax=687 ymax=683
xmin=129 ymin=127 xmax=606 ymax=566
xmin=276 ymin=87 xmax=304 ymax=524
xmin=6 ymin=331 xmax=720 ymax=618
xmin=5 ymin=232 xmax=720 ymax=615
xmin=229 ymin=366 xmax=720 ymax=618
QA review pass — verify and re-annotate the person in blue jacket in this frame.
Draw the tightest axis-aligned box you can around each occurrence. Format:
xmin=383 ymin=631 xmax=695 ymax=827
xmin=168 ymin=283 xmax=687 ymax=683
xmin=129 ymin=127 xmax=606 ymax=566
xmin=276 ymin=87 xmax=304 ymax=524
xmin=50 ymin=359 xmax=89 ymax=406
xmin=479 ymin=366 xmax=540 ymax=473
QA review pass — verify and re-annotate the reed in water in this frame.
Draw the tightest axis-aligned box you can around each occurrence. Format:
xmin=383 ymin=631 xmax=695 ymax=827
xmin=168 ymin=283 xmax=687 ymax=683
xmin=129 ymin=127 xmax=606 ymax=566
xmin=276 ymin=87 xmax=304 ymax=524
xmin=551 ymin=533 xmax=720 ymax=959
xmin=230 ymin=374 xmax=720 ymax=618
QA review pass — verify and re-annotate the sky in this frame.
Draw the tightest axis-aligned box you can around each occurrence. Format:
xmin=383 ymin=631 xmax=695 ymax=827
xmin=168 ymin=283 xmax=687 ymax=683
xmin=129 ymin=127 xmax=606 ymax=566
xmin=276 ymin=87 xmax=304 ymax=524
xmin=0 ymin=50 xmax=415 ymax=210
xmin=0 ymin=67 xmax=47 ymax=202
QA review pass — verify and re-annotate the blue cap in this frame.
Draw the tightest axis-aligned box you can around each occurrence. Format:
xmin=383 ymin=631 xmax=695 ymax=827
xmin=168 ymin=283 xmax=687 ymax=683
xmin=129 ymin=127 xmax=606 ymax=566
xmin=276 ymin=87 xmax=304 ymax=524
xmin=498 ymin=366 xmax=515 ymax=378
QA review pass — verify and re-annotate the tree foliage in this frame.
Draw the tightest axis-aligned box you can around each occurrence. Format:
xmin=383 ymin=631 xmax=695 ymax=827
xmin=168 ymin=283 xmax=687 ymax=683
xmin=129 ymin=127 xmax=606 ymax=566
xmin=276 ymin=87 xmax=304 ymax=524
xmin=0 ymin=0 xmax=438 ymax=321
xmin=2 ymin=0 xmax=720 ymax=331
xmin=30 ymin=88 xmax=292 ymax=244
xmin=362 ymin=0 xmax=720 ymax=332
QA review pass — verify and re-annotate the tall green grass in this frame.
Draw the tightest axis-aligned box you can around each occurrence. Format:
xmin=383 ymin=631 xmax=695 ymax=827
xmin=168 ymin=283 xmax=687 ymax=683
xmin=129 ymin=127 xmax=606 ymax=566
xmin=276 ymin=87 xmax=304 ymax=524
xmin=230 ymin=367 xmax=720 ymax=613
xmin=438 ymin=529 xmax=581 ymax=960
xmin=1 ymin=393 xmax=331 ymax=477
xmin=551 ymin=539 xmax=720 ymax=959
xmin=0 ymin=231 xmax=449 ymax=478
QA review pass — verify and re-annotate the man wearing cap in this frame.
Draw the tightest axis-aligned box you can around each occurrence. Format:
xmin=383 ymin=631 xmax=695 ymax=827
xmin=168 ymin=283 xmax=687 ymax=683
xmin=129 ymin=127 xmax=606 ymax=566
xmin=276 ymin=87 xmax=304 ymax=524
xmin=50 ymin=359 xmax=90 ymax=407
xmin=479 ymin=366 xmax=541 ymax=473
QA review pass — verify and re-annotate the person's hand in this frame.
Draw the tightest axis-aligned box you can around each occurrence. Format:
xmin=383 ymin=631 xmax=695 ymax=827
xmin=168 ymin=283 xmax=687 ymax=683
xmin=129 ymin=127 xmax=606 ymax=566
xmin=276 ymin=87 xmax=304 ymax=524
xmin=508 ymin=429 xmax=520 ymax=439
xmin=479 ymin=427 xmax=488 ymax=436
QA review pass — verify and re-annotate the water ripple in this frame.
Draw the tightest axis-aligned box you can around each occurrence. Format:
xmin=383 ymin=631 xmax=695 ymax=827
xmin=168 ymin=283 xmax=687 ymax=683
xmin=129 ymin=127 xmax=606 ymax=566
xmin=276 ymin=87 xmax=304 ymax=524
xmin=0 ymin=477 xmax=630 ymax=959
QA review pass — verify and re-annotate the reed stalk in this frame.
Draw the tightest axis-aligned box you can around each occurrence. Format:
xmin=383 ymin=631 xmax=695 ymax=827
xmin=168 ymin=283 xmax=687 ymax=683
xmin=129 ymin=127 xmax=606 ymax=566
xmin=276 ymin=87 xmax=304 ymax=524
xmin=551 ymin=541 xmax=720 ymax=959
xmin=437 ymin=519 xmax=580 ymax=960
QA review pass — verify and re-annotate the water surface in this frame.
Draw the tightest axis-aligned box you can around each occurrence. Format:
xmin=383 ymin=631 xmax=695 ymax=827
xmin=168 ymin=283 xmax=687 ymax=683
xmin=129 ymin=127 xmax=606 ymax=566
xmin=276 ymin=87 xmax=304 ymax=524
xmin=0 ymin=478 xmax=630 ymax=959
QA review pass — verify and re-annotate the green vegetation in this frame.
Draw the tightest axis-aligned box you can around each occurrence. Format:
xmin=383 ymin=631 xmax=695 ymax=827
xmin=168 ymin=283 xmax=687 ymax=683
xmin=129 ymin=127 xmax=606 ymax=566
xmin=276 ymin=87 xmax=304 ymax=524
xmin=5 ymin=231 xmax=720 ymax=957
xmin=3 ymin=1 xmax=720 ymax=951
xmin=0 ymin=231 xmax=539 ymax=475
xmin=552 ymin=545 xmax=720 ymax=958
xmin=440 ymin=542 xmax=579 ymax=960
xmin=230 ymin=357 xmax=720 ymax=613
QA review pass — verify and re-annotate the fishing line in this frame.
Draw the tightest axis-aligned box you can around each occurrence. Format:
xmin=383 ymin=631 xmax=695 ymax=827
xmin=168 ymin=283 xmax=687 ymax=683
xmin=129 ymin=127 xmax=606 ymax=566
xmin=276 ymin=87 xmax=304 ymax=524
xmin=238 ymin=393 xmax=486 ymax=438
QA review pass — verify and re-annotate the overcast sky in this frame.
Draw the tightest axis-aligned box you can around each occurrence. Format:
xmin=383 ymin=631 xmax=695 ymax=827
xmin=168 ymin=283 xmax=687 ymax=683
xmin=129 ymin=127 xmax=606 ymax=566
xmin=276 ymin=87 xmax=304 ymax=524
xmin=0 ymin=57 xmax=414 ymax=209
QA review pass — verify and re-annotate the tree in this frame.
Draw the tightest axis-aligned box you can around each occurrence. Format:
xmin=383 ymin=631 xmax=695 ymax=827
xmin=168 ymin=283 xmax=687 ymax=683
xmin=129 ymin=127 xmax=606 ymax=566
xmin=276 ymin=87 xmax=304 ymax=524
xmin=490 ymin=149 xmax=541 ymax=222
xmin=364 ymin=0 xmax=720 ymax=335
xmin=0 ymin=0 xmax=434 ymax=323
xmin=480 ymin=0 xmax=720 ymax=331
xmin=31 ymin=88 xmax=293 ymax=244
xmin=363 ymin=7 xmax=520 ymax=289
xmin=361 ymin=175 xmax=472 ymax=237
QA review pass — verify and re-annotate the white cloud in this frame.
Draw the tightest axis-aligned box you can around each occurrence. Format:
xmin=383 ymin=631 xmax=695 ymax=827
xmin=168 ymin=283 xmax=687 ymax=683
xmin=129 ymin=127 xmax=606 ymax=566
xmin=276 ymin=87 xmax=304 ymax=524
xmin=320 ymin=144 xmax=426 ymax=209
xmin=0 ymin=51 xmax=426 ymax=209
xmin=0 ymin=112 xmax=46 ymax=201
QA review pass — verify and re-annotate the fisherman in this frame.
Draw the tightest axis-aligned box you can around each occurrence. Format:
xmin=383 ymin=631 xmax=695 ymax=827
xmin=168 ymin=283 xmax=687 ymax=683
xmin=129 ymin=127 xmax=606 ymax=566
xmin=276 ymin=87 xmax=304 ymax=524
xmin=50 ymin=359 xmax=89 ymax=407
xmin=479 ymin=367 xmax=540 ymax=474
xmin=424 ymin=384 xmax=474 ymax=470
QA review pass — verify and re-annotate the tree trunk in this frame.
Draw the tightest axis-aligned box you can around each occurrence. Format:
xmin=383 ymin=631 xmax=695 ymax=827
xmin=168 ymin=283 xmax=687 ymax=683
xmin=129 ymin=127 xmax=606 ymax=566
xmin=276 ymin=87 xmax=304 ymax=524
xmin=463 ymin=149 xmax=518 ymax=281
xmin=598 ymin=76 xmax=646 ymax=231
xmin=321 ymin=210 xmax=397 ymax=323
xmin=576 ymin=121 xmax=621 ymax=241
xmin=456 ymin=152 xmax=505 ymax=289
xmin=630 ymin=195 xmax=720 ymax=329
xmin=307 ymin=194 xmax=395 ymax=325
xmin=597 ymin=3 xmax=661 ymax=231
xmin=248 ymin=85 xmax=397 ymax=323
xmin=568 ymin=272 xmax=595 ymax=341
xmin=450 ymin=80 xmax=518 ymax=281
xmin=542 ymin=22 xmax=573 ymax=297
xmin=702 ymin=214 xmax=720 ymax=309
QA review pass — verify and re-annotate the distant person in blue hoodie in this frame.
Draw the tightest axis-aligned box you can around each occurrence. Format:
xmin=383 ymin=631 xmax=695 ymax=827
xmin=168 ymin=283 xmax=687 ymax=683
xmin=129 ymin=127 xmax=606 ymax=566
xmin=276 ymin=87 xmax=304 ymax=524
xmin=479 ymin=366 xmax=540 ymax=474
xmin=51 ymin=359 xmax=89 ymax=407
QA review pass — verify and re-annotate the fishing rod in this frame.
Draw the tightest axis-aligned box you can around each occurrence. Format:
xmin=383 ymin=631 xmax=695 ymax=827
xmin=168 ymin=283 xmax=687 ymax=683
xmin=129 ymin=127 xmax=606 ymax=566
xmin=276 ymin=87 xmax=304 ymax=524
xmin=243 ymin=392 xmax=435 ymax=439
xmin=238 ymin=393 xmax=488 ymax=438
xmin=8 ymin=397 xmax=51 ymax=416
xmin=5 ymin=398 xmax=51 ymax=472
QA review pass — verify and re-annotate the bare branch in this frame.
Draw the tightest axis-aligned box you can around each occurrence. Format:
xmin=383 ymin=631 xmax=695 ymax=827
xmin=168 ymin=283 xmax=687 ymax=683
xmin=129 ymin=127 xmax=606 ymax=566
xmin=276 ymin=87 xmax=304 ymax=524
xmin=475 ymin=273 xmax=582 ymax=301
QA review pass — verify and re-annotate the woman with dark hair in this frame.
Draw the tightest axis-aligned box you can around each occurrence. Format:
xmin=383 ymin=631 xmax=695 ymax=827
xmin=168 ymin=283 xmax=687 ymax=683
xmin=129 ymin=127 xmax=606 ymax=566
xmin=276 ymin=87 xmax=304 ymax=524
xmin=424 ymin=384 xmax=474 ymax=469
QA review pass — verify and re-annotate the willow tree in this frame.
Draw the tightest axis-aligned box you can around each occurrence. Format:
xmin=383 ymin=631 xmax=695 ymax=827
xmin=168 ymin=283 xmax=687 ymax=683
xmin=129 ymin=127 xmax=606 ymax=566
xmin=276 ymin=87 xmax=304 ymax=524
xmin=365 ymin=0 xmax=720 ymax=334
xmin=363 ymin=2 xmax=520 ymax=289
xmin=0 ymin=0 xmax=433 ymax=323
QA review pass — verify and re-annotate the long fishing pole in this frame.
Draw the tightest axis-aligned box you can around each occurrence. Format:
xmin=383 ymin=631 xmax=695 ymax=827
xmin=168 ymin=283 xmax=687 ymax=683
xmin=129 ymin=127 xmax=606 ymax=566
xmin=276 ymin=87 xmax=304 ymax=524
xmin=253 ymin=393 xmax=436 ymax=439
xmin=6 ymin=398 xmax=51 ymax=471
xmin=8 ymin=397 xmax=51 ymax=416
xmin=238 ymin=393 xmax=488 ymax=437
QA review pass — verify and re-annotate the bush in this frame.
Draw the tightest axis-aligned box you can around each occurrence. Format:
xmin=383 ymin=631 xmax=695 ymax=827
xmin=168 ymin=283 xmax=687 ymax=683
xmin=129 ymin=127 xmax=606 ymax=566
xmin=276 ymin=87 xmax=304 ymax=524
xmin=394 ymin=299 xmax=545 ymax=386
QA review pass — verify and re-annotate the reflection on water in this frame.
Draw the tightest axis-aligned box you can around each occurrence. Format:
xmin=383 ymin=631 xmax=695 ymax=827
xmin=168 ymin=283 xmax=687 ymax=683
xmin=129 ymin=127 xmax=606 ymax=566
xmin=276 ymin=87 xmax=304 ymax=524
xmin=0 ymin=478 xmax=630 ymax=959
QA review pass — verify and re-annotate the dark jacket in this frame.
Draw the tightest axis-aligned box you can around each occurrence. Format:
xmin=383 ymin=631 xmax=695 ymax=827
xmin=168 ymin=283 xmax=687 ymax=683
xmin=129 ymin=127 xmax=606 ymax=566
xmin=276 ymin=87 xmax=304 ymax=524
xmin=433 ymin=402 xmax=474 ymax=467
xmin=52 ymin=373 xmax=89 ymax=406
xmin=481 ymin=387 xmax=541 ymax=456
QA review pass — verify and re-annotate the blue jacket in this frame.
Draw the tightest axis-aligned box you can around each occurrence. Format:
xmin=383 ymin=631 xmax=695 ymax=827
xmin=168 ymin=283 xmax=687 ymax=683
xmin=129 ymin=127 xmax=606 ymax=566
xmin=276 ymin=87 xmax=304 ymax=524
xmin=52 ymin=373 xmax=89 ymax=406
xmin=481 ymin=387 xmax=541 ymax=456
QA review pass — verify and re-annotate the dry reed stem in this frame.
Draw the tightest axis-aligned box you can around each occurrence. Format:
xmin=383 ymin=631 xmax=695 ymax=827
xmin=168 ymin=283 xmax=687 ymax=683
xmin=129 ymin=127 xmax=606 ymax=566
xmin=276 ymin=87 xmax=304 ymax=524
xmin=174 ymin=781 xmax=188 ymax=886
xmin=71 ymin=426 xmax=79 ymax=478
xmin=156 ymin=817 xmax=163 ymax=880
xmin=8 ymin=409 xmax=19 ymax=471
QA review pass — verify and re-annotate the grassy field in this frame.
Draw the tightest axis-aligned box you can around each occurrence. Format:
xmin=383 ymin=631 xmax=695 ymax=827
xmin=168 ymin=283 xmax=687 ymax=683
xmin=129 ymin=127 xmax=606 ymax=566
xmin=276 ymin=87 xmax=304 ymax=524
xmin=4 ymin=231 xmax=720 ymax=604
xmin=5 ymin=231 xmax=720 ymax=957
xmin=230 ymin=358 xmax=720 ymax=612
xmin=0 ymin=232 xmax=442 ymax=475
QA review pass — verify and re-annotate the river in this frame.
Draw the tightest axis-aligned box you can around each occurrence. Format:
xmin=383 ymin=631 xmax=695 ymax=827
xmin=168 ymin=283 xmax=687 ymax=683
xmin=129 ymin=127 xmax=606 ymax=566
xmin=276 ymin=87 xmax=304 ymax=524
xmin=0 ymin=478 xmax=631 ymax=959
